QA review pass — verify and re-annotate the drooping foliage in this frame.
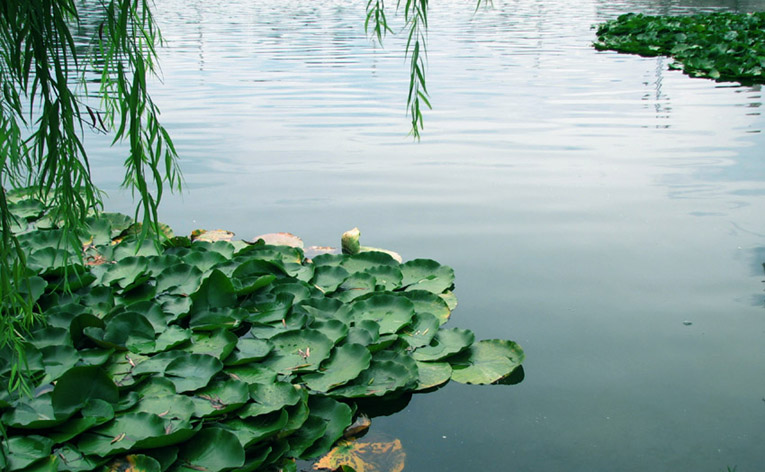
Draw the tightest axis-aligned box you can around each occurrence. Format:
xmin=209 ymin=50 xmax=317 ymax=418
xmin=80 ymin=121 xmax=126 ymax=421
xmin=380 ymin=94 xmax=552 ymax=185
xmin=0 ymin=0 xmax=181 ymax=393
xmin=594 ymin=12 xmax=765 ymax=84
xmin=0 ymin=195 xmax=525 ymax=471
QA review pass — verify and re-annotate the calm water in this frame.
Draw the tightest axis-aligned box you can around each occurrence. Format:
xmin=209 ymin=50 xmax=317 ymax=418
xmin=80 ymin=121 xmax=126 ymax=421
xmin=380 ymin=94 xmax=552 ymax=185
xmin=90 ymin=0 xmax=765 ymax=470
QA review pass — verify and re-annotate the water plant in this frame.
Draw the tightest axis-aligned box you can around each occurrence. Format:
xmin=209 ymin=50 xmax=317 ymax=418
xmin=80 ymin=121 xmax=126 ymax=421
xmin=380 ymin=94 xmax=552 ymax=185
xmin=594 ymin=12 xmax=765 ymax=84
xmin=0 ymin=193 xmax=524 ymax=471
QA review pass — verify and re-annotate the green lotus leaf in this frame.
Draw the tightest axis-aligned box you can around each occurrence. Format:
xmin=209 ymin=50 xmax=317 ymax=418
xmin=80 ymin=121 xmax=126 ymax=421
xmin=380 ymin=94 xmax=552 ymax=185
xmin=100 ymin=212 xmax=134 ymax=236
xmin=156 ymin=263 xmax=203 ymax=295
xmin=3 ymin=435 xmax=54 ymax=471
xmin=158 ymin=294 xmax=192 ymax=320
xmin=245 ymin=293 xmax=293 ymax=324
xmin=401 ymin=290 xmax=452 ymax=325
xmin=310 ymin=253 xmax=344 ymax=267
xmin=104 ymin=351 xmax=148 ymax=387
xmin=331 ymin=272 xmax=377 ymax=303
xmin=415 ymin=361 xmax=452 ymax=391
xmin=145 ymin=254 xmax=184 ymax=276
xmin=400 ymin=259 xmax=455 ymax=294
xmin=77 ymin=412 xmax=167 ymax=457
xmin=69 ymin=313 xmax=106 ymax=348
xmin=102 ymin=312 xmax=156 ymax=353
xmin=104 ymin=454 xmax=161 ymax=472
xmin=301 ymin=396 xmax=354 ymax=459
xmin=114 ymin=282 xmax=157 ymax=307
xmin=262 ymin=329 xmax=334 ymax=374
xmin=112 ymin=239 xmax=161 ymax=260
xmin=368 ymin=334 xmax=398 ymax=353
xmin=239 ymin=382 xmax=302 ymax=418
xmin=40 ymin=345 xmax=80 ymax=382
xmin=247 ymin=310 xmax=308 ymax=340
xmin=47 ymin=400 xmax=115 ymax=443
xmin=100 ymin=256 xmax=151 ymax=291
xmin=347 ymin=293 xmax=415 ymax=335
xmin=28 ymin=326 xmax=71 ymax=349
xmin=132 ymin=351 xmax=186 ymax=376
xmin=310 ymin=319 xmax=348 ymax=344
xmin=190 ymin=378 xmax=250 ymax=417
xmin=295 ymin=297 xmax=346 ymax=323
xmin=8 ymin=197 xmax=45 ymax=220
xmin=449 ymin=339 xmax=525 ymax=385
xmin=270 ymin=280 xmax=316 ymax=304
xmin=311 ymin=265 xmax=350 ymax=293
xmin=27 ymin=248 xmax=80 ymax=274
xmin=16 ymin=454 xmax=60 ymax=472
xmin=399 ymin=313 xmax=439 ymax=348
xmin=131 ymin=391 xmax=195 ymax=424
xmin=280 ymin=388 xmax=310 ymax=436
xmin=122 ymin=301 xmax=172 ymax=333
xmin=164 ymin=353 xmax=224 ymax=393
xmin=239 ymin=244 xmax=303 ymax=266
xmin=142 ymin=447 xmax=179 ymax=472
xmin=182 ymin=329 xmax=238 ymax=360
xmin=340 ymin=251 xmax=399 ymax=274
xmin=411 ymin=327 xmax=475 ymax=362
xmin=52 ymin=366 xmax=119 ymax=418
xmin=1 ymin=392 xmax=64 ymax=429
xmin=223 ymin=364 xmax=277 ymax=386
xmin=345 ymin=320 xmax=380 ymax=347
xmin=188 ymin=307 xmax=248 ymax=331
xmin=287 ymin=415 xmax=327 ymax=459
xmin=283 ymin=262 xmax=314 ymax=282
xmin=363 ymin=265 xmax=402 ymax=291
xmin=153 ymin=325 xmax=192 ymax=352
xmin=232 ymin=258 xmax=287 ymax=279
xmin=219 ymin=409 xmax=289 ymax=448
xmin=191 ymin=269 xmax=236 ymax=313
xmin=225 ymin=337 xmax=272 ymax=366
xmin=233 ymin=274 xmax=277 ymax=296
xmin=179 ymin=249 xmax=228 ymax=274
xmin=171 ymin=427 xmax=245 ymax=472
xmin=16 ymin=276 xmax=48 ymax=306
xmin=83 ymin=215 xmax=113 ymax=246
xmin=49 ymin=445 xmax=103 ymax=471
xmin=302 ymin=344 xmax=371 ymax=393
xmin=328 ymin=356 xmax=417 ymax=399
xmin=236 ymin=444 xmax=273 ymax=472
xmin=78 ymin=348 xmax=114 ymax=366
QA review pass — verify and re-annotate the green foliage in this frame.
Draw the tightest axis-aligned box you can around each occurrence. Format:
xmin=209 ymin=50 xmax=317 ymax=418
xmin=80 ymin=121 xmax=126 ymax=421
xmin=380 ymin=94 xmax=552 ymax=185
xmin=0 ymin=0 xmax=181 ymax=393
xmin=0 ymin=209 xmax=524 ymax=471
xmin=594 ymin=12 xmax=765 ymax=84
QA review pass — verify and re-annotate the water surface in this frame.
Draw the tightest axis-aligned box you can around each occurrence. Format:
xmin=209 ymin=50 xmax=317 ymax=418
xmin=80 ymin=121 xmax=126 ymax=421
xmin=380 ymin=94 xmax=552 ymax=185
xmin=91 ymin=0 xmax=765 ymax=470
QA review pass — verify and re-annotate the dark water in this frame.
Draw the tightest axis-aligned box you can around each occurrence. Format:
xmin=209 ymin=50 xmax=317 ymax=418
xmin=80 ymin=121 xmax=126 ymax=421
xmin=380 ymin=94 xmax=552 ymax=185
xmin=90 ymin=0 xmax=765 ymax=470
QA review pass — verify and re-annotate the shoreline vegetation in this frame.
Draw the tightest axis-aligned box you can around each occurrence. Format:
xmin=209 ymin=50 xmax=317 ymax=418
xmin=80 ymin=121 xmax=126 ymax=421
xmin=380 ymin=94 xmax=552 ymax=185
xmin=0 ymin=191 xmax=524 ymax=472
xmin=594 ymin=11 xmax=765 ymax=84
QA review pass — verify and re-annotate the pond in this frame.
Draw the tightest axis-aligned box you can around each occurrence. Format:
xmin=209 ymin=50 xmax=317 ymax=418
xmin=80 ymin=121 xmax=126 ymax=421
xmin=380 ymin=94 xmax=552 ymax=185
xmin=89 ymin=0 xmax=765 ymax=470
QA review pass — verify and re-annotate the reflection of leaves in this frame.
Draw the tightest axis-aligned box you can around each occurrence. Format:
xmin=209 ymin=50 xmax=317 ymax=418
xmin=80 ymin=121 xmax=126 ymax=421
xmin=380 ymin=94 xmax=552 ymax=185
xmin=313 ymin=433 xmax=405 ymax=472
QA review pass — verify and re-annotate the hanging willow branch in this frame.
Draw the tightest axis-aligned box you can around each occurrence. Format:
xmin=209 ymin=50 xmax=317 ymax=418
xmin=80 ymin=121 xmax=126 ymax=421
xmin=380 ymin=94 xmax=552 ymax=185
xmin=0 ymin=0 xmax=181 ymax=394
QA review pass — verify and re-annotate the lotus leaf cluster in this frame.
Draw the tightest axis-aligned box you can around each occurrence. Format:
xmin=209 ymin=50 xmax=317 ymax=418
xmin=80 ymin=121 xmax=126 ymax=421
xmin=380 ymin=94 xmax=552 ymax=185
xmin=1 ymin=191 xmax=524 ymax=472
xmin=594 ymin=12 xmax=765 ymax=84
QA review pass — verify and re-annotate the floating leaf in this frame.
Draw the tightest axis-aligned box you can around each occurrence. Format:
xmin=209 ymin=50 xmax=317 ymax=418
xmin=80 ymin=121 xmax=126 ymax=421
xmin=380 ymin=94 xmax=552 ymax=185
xmin=301 ymin=397 xmax=354 ymax=459
xmin=347 ymin=294 xmax=415 ymax=335
xmin=3 ymin=435 xmax=54 ymax=471
xmin=164 ymin=353 xmax=224 ymax=393
xmin=412 ymin=328 xmax=475 ymax=362
xmin=400 ymin=259 xmax=455 ymax=294
xmin=262 ymin=329 xmax=334 ymax=374
xmin=449 ymin=339 xmax=525 ymax=385
xmin=190 ymin=379 xmax=250 ymax=417
xmin=415 ymin=361 xmax=452 ymax=391
xmin=52 ymin=366 xmax=119 ymax=418
xmin=77 ymin=412 xmax=167 ymax=457
xmin=302 ymin=343 xmax=371 ymax=393
xmin=220 ymin=410 xmax=289 ymax=448
xmin=239 ymin=382 xmax=302 ymax=418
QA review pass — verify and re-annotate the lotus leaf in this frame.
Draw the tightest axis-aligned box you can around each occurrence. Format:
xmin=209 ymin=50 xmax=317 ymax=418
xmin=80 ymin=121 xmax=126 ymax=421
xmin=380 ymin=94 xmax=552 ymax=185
xmin=287 ymin=415 xmax=328 ymax=458
xmin=164 ymin=353 xmax=224 ymax=393
xmin=153 ymin=326 xmax=192 ymax=352
xmin=302 ymin=344 xmax=371 ymax=393
xmin=183 ymin=329 xmax=238 ymax=360
xmin=312 ymin=265 xmax=350 ymax=293
xmin=1 ymin=392 xmax=63 ymax=429
xmin=449 ymin=339 xmax=525 ymax=385
xmin=220 ymin=410 xmax=290 ymax=448
xmin=262 ymin=329 xmax=334 ymax=374
xmin=411 ymin=328 xmax=475 ymax=362
xmin=16 ymin=276 xmax=48 ymax=306
xmin=3 ymin=435 xmax=54 ymax=471
xmin=364 ymin=265 xmax=402 ymax=291
xmin=77 ymin=412 xmax=167 ymax=457
xmin=188 ymin=306 xmax=247 ymax=331
xmin=223 ymin=364 xmax=278 ymax=386
xmin=182 ymin=250 xmax=227 ymax=273
xmin=225 ymin=337 xmax=272 ymax=366
xmin=347 ymin=294 xmax=415 ymax=335
xmin=155 ymin=263 xmax=203 ymax=295
xmin=414 ymin=361 xmax=452 ymax=391
xmin=270 ymin=280 xmax=316 ymax=304
xmin=301 ymin=397 xmax=354 ymax=459
xmin=100 ymin=257 xmax=150 ymax=291
xmin=400 ymin=259 xmax=455 ymax=294
xmin=328 ymin=358 xmax=416 ymax=398
xmin=401 ymin=290 xmax=452 ymax=325
xmin=247 ymin=310 xmax=308 ymax=339
xmin=399 ymin=313 xmax=439 ymax=348
xmin=280 ymin=389 xmax=310 ymax=436
xmin=240 ymin=382 xmax=302 ymax=417
xmin=40 ymin=345 xmax=80 ymax=382
xmin=52 ymin=366 xmax=119 ymax=418
xmin=331 ymin=273 xmax=377 ymax=303
xmin=233 ymin=274 xmax=277 ymax=296
xmin=311 ymin=319 xmax=349 ymax=345
xmin=190 ymin=379 xmax=250 ymax=417
xmin=28 ymin=327 xmax=71 ymax=349
xmin=190 ymin=269 xmax=236 ymax=312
